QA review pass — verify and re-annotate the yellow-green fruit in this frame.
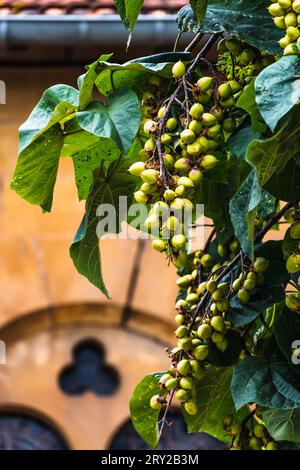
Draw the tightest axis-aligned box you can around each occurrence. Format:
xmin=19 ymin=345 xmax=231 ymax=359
xmin=177 ymin=359 xmax=191 ymax=376
xmin=208 ymin=124 xmax=222 ymax=138
xmin=230 ymin=423 xmax=242 ymax=436
xmin=175 ymin=388 xmax=189 ymax=402
xmin=141 ymin=169 xmax=159 ymax=184
xmin=176 ymin=275 xmax=192 ymax=288
xmin=206 ymin=279 xmax=217 ymax=293
xmin=285 ymin=11 xmax=298 ymax=26
xmin=181 ymin=129 xmax=196 ymax=144
xmin=244 ymin=278 xmax=256 ymax=291
xmin=190 ymin=103 xmax=204 ymax=119
xmin=229 ymin=240 xmax=240 ymax=253
xmin=239 ymin=49 xmax=255 ymax=66
xmin=200 ymin=253 xmax=214 ymax=267
xmin=216 ymin=337 xmax=228 ymax=352
xmin=172 ymin=252 xmax=187 ymax=268
xmin=187 ymin=142 xmax=201 ymax=156
xmin=217 ymin=299 xmax=230 ymax=312
xmin=141 ymin=182 xmax=157 ymax=195
xmin=152 ymin=201 xmax=169 ymax=215
xmin=220 ymin=96 xmax=236 ymax=109
xmin=278 ymin=0 xmax=292 ymax=7
xmin=189 ymin=119 xmax=203 ymax=135
xmin=166 ymin=215 xmax=180 ymax=232
xmin=164 ymin=189 xmax=176 ymax=202
xmin=232 ymin=278 xmax=242 ymax=292
xmin=162 ymin=153 xmax=174 ymax=170
xmin=143 ymin=119 xmax=157 ymax=134
xmin=223 ymin=117 xmax=236 ymax=132
xmin=196 ymin=92 xmax=211 ymax=104
xmin=186 ymin=293 xmax=199 ymax=305
xmin=176 ymin=299 xmax=189 ymax=310
xmin=159 ymin=373 xmax=172 ymax=385
xmin=211 ymin=316 xmax=225 ymax=333
xmin=175 ymin=185 xmax=186 ymax=197
xmin=177 ymin=176 xmax=194 ymax=188
xmin=284 ymin=43 xmax=300 ymax=55
xmin=274 ymin=16 xmax=286 ymax=28
xmin=144 ymin=138 xmax=156 ymax=152
xmin=198 ymin=323 xmax=213 ymax=340
xmin=279 ymin=35 xmax=291 ymax=48
xmin=170 ymin=198 xmax=185 ymax=212
xmin=229 ymin=80 xmax=242 ymax=94
xmin=201 ymin=155 xmax=219 ymax=170
xmin=152 ymin=239 xmax=167 ymax=252
xmin=165 ymin=378 xmax=178 ymax=390
xmin=268 ymin=3 xmax=285 ymax=17
xmin=218 ymin=82 xmax=232 ymax=99
xmin=190 ymin=360 xmax=205 ymax=380
xmin=194 ymin=345 xmax=209 ymax=361
xmin=217 ymin=243 xmax=227 ymax=257
xmin=254 ymin=257 xmax=270 ymax=273
xmin=184 ymin=400 xmax=198 ymax=416
xmin=134 ymin=190 xmax=148 ymax=205
xmin=197 ymin=76 xmax=213 ymax=92
xmin=144 ymin=214 xmax=160 ymax=231
xmin=197 ymin=135 xmax=210 ymax=151
xmin=178 ymin=337 xmax=192 ymax=352
xmin=286 ymin=293 xmax=300 ymax=310
xmin=138 ymin=149 xmax=149 ymax=162
xmin=286 ymin=254 xmax=300 ymax=273
xmin=238 ymin=288 xmax=250 ymax=304
xmin=180 ymin=377 xmax=193 ymax=390
xmin=166 ymin=117 xmax=178 ymax=131
xmin=172 ymin=234 xmax=186 ymax=250
xmin=172 ymin=60 xmax=186 ymax=78
xmin=174 ymin=158 xmax=190 ymax=173
xmin=175 ymin=313 xmax=185 ymax=325
xmin=253 ymin=423 xmax=265 ymax=438
xmin=293 ymin=0 xmax=300 ymax=13
xmin=291 ymin=221 xmax=300 ymax=239
xmin=286 ymin=25 xmax=300 ymax=40
xmin=202 ymin=112 xmax=217 ymax=127
xmin=189 ymin=169 xmax=203 ymax=185
xmin=212 ymin=331 xmax=224 ymax=343
xmin=157 ymin=106 xmax=166 ymax=119
xmin=225 ymin=38 xmax=243 ymax=55
xmin=128 ymin=161 xmax=145 ymax=176
xmin=265 ymin=441 xmax=278 ymax=450
xmin=150 ymin=395 xmax=162 ymax=410
xmin=249 ymin=437 xmax=262 ymax=450
xmin=161 ymin=133 xmax=173 ymax=145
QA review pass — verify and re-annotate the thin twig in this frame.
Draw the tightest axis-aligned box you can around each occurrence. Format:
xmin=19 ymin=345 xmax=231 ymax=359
xmin=184 ymin=32 xmax=204 ymax=52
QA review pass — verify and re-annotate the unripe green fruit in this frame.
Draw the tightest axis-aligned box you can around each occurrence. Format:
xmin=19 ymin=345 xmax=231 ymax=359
xmin=254 ymin=257 xmax=269 ymax=273
xmin=265 ymin=441 xmax=278 ymax=450
xmin=268 ymin=3 xmax=285 ymax=17
xmin=243 ymin=279 xmax=256 ymax=291
xmin=232 ymin=278 xmax=242 ymax=292
xmin=230 ymin=423 xmax=242 ymax=436
xmin=212 ymin=331 xmax=224 ymax=343
xmin=189 ymin=119 xmax=203 ymax=135
xmin=170 ymin=197 xmax=185 ymax=212
xmin=138 ymin=149 xmax=149 ymax=162
xmin=152 ymin=239 xmax=167 ymax=252
xmin=180 ymin=377 xmax=193 ymax=390
xmin=207 ymin=124 xmax=222 ymax=138
xmin=279 ymin=35 xmax=291 ymax=48
xmin=172 ymin=60 xmax=186 ymax=78
xmin=177 ymin=176 xmax=194 ymax=188
xmin=175 ymin=185 xmax=186 ymax=197
xmin=175 ymin=388 xmax=190 ymax=402
xmin=150 ymin=394 xmax=162 ymax=410
xmin=181 ymin=129 xmax=196 ymax=144
xmin=176 ymin=299 xmax=189 ymax=310
xmin=200 ymin=253 xmax=214 ymax=267
xmin=176 ymin=275 xmax=192 ymax=288
xmin=238 ymin=288 xmax=250 ymax=304
xmin=287 ymin=25 xmax=300 ymax=40
xmin=197 ymin=76 xmax=213 ymax=92
xmin=286 ymin=293 xmax=300 ymax=310
xmin=159 ymin=373 xmax=172 ymax=385
xmin=184 ymin=400 xmax=198 ymax=416
xmin=217 ymin=299 xmax=230 ymax=312
xmin=157 ymin=106 xmax=167 ymax=119
xmin=141 ymin=169 xmax=159 ymax=184
xmin=175 ymin=314 xmax=185 ymax=325
xmin=186 ymin=142 xmax=201 ymax=156
xmin=175 ymin=325 xmax=188 ymax=338
xmin=247 ymin=271 xmax=257 ymax=281
xmin=216 ymin=337 xmax=228 ymax=352
xmin=189 ymin=169 xmax=203 ymax=185
xmin=249 ymin=437 xmax=262 ymax=451
xmin=286 ymin=254 xmax=300 ymax=273
xmin=220 ymin=97 xmax=236 ymax=109
xmin=134 ymin=190 xmax=148 ymax=205
xmin=152 ymin=201 xmax=169 ymax=216
xmin=144 ymin=138 xmax=156 ymax=152
xmin=141 ymin=182 xmax=157 ymax=195
xmin=177 ymin=359 xmax=191 ymax=376
xmin=162 ymin=153 xmax=174 ymax=170
xmin=253 ymin=423 xmax=265 ymax=438
xmin=129 ymin=161 xmax=145 ymax=176
xmin=202 ymin=112 xmax=217 ymax=127
xmin=228 ymin=80 xmax=242 ymax=94
xmin=278 ymin=0 xmax=292 ymax=7
xmin=284 ymin=43 xmax=300 ymax=55
xmin=225 ymin=38 xmax=243 ymax=56
xmin=165 ymin=378 xmax=178 ymax=390
xmin=294 ymin=0 xmax=300 ymax=13
xmin=291 ymin=221 xmax=300 ymax=239
xmin=217 ymin=244 xmax=227 ymax=258
xmin=218 ymin=83 xmax=232 ymax=99
xmin=239 ymin=49 xmax=255 ymax=66
xmin=211 ymin=316 xmax=225 ymax=333
xmin=229 ymin=240 xmax=240 ymax=253
xmin=206 ymin=279 xmax=217 ymax=293
xmin=201 ymin=155 xmax=219 ymax=170
xmin=143 ymin=120 xmax=157 ymax=134
xmin=166 ymin=215 xmax=180 ymax=232
xmin=197 ymin=281 xmax=207 ymax=295
xmin=164 ymin=189 xmax=176 ymax=202
xmin=190 ymin=103 xmax=204 ymax=119
xmin=196 ymin=136 xmax=209 ymax=152
xmin=190 ymin=360 xmax=205 ymax=380
xmin=198 ymin=323 xmax=213 ymax=340
xmin=194 ymin=345 xmax=209 ymax=361
xmin=178 ymin=337 xmax=192 ymax=351
xmin=274 ymin=16 xmax=286 ymax=28
xmin=186 ymin=293 xmax=199 ymax=305
xmin=196 ymin=92 xmax=211 ymax=104
xmin=166 ymin=117 xmax=178 ymax=131
xmin=144 ymin=214 xmax=160 ymax=231
xmin=161 ymin=134 xmax=172 ymax=145
xmin=285 ymin=11 xmax=298 ymax=26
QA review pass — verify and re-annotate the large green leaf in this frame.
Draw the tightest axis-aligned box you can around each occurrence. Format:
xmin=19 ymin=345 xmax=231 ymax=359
xmin=229 ymin=170 xmax=262 ymax=259
xmin=246 ymin=107 xmax=300 ymax=186
xmin=183 ymin=367 xmax=245 ymax=442
xmin=78 ymin=54 xmax=112 ymax=110
xmin=77 ymin=88 xmax=141 ymax=154
xmin=178 ymin=1 xmax=281 ymax=55
xmin=232 ymin=357 xmax=300 ymax=410
xmin=207 ymin=331 xmax=243 ymax=367
xmin=70 ymin=158 xmax=136 ymax=296
xmin=115 ymin=0 xmax=144 ymax=32
xmin=190 ymin=0 xmax=208 ymax=24
xmin=274 ymin=305 xmax=300 ymax=375
xmin=265 ymin=156 xmax=300 ymax=202
xmin=262 ymin=407 xmax=300 ymax=443
xmin=227 ymin=121 xmax=260 ymax=159
xmin=255 ymin=55 xmax=300 ymax=132
xmin=11 ymin=124 xmax=64 ymax=212
xmin=19 ymin=85 xmax=79 ymax=153
xmin=236 ymin=80 xmax=266 ymax=134
xmin=129 ymin=373 xmax=164 ymax=449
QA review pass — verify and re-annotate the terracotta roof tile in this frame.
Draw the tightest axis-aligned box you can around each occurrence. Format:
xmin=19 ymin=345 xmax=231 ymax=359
xmin=0 ymin=0 xmax=186 ymax=16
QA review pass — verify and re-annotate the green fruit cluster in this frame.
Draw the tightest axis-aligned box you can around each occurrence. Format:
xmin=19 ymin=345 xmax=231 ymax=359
xmin=286 ymin=220 xmax=300 ymax=273
xmin=268 ymin=1 xmax=300 ymax=55
xmin=223 ymin=414 xmax=278 ymax=450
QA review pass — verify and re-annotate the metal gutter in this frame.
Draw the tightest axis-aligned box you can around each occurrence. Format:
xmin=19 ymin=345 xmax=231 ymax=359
xmin=0 ymin=14 xmax=183 ymax=49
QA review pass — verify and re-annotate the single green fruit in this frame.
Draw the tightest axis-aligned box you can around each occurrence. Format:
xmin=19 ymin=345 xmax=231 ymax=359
xmin=129 ymin=161 xmax=145 ymax=176
xmin=141 ymin=182 xmax=157 ymax=195
xmin=176 ymin=275 xmax=192 ymax=288
xmin=170 ymin=198 xmax=185 ymax=212
xmin=159 ymin=373 xmax=172 ymax=385
xmin=212 ymin=289 xmax=223 ymax=302
xmin=290 ymin=221 xmax=300 ymax=239
xmin=202 ymin=112 xmax=217 ymax=127
xmin=218 ymin=82 xmax=232 ymax=99
xmin=232 ymin=278 xmax=242 ymax=292
xmin=165 ymin=378 xmax=178 ymax=390
xmin=206 ymin=279 xmax=217 ymax=293
xmin=265 ymin=441 xmax=278 ymax=450
xmin=150 ymin=394 xmax=162 ymax=410
xmin=225 ymin=38 xmax=243 ymax=56
xmin=229 ymin=240 xmax=240 ymax=253
xmin=212 ymin=331 xmax=224 ymax=344
xmin=253 ymin=423 xmax=265 ymax=438
xmin=175 ymin=185 xmax=186 ymax=197
xmin=274 ymin=15 xmax=286 ymax=28
xmin=190 ymin=360 xmax=205 ymax=380
xmin=152 ymin=239 xmax=167 ymax=252
xmin=197 ymin=136 xmax=210 ymax=152
xmin=134 ymin=190 xmax=148 ymax=205
xmin=166 ymin=117 xmax=178 ymax=131
xmin=144 ymin=138 xmax=156 ymax=152
xmin=254 ymin=257 xmax=269 ymax=273
xmin=286 ymin=293 xmax=300 ymax=311
xmin=186 ymin=142 xmax=201 ymax=156
xmin=172 ymin=252 xmax=187 ymax=268
xmin=162 ymin=153 xmax=174 ymax=170
xmin=141 ymin=169 xmax=159 ymax=184
xmin=176 ymin=299 xmax=189 ymax=310
xmin=157 ymin=106 xmax=167 ymax=119
xmin=230 ymin=423 xmax=242 ymax=436
xmin=143 ymin=119 xmax=157 ymax=134
xmin=164 ymin=189 xmax=176 ymax=202
xmin=243 ymin=279 xmax=256 ymax=291
xmin=194 ymin=345 xmax=209 ymax=361
xmin=166 ymin=215 xmax=180 ymax=232
xmin=286 ymin=25 xmax=300 ymax=40
xmin=211 ymin=316 xmax=225 ymax=333
xmin=186 ymin=293 xmax=199 ymax=305
xmin=177 ymin=359 xmax=191 ymax=376
xmin=180 ymin=129 xmax=196 ymax=144
xmin=200 ymin=253 xmax=214 ymax=267
xmin=284 ymin=43 xmax=300 ymax=55
xmin=279 ymin=35 xmax=291 ymax=49
xmin=161 ymin=133 xmax=173 ymax=145
xmin=178 ymin=337 xmax=192 ymax=351
xmin=172 ymin=60 xmax=186 ymax=78
xmin=151 ymin=201 xmax=169 ymax=216
xmin=175 ymin=388 xmax=189 ymax=402
xmin=207 ymin=124 xmax=222 ymax=138
xmin=196 ymin=92 xmax=211 ymax=104
xmin=190 ymin=103 xmax=204 ymax=119
xmin=175 ymin=313 xmax=185 ymax=325
xmin=294 ymin=0 xmax=300 ymax=13
xmin=201 ymin=155 xmax=219 ymax=170
xmin=144 ymin=214 xmax=160 ymax=231
xmin=268 ymin=3 xmax=285 ymax=17
xmin=238 ymin=288 xmax=250 ymax=304
xmin=216 ymin=337 xmax=228 ymax=352
xmin=197 ymin=76 xmax=213 ymax=92
xmin=189 ymin=119 xmax=202 ymax=135
xmin=249 ymin=436 xmax=262 ymax=451
xmin=184 ymin=400 xmax=198 ymax=416
xmin=189 ymin=169 xmax=203 ymax=185
xmin=285 ymin=11 xmax=298 ymax=26
xmin=228 ymin=80 xmax=242 ymax=94
xmin=217 ymin=244 xmax=227 ymax=258
xmin=180 ymin=377 xmax=193 ymax=390
xmin=278 ymin=0 xmax=292 ymax=7
xmin=197 ymin=323 xmax=213 ymax=340
xmin=216 ymin=299 xmax=230 ymax=312
xmin=175 ymin=325 xmax=188 ymax=338
xmin=177 ymin=176 xmax=194 ymax=188
xmin=220 ymin=96 xmax=236 ymax=109
xmin=223 ymin=118 xmax=236 ymax=133
xmin=286 ymin=254 xmax=300 ymax=273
